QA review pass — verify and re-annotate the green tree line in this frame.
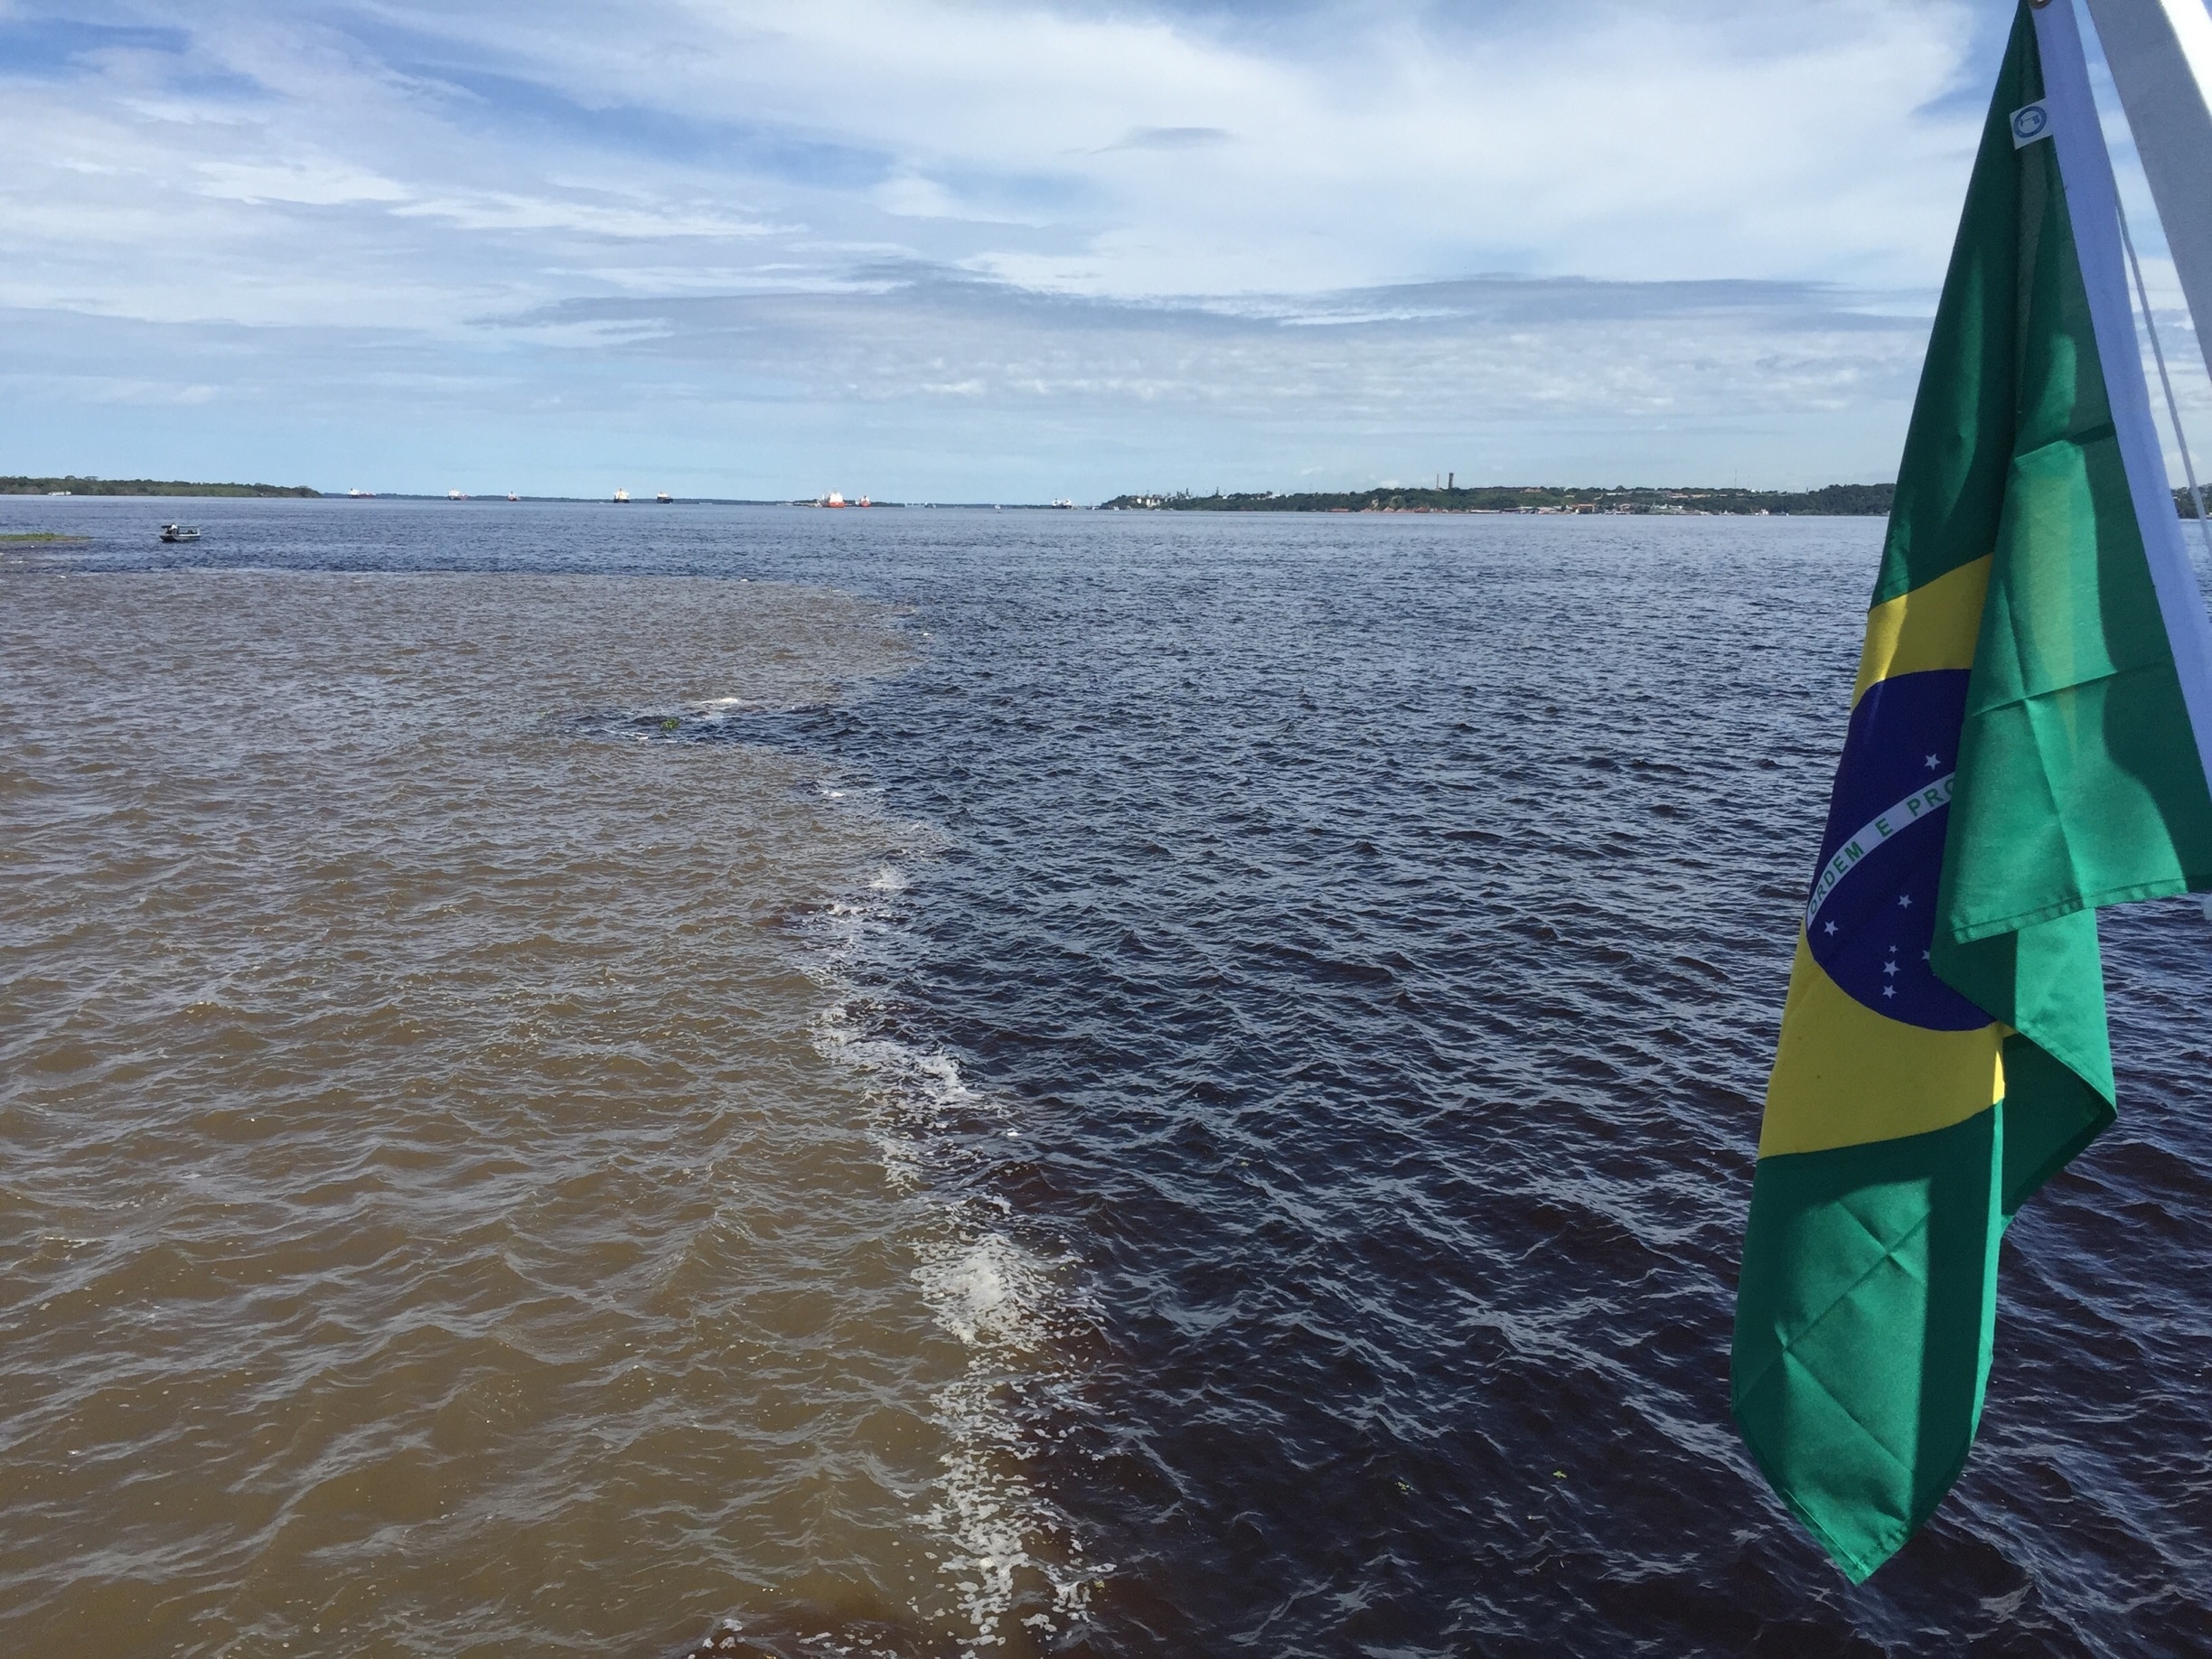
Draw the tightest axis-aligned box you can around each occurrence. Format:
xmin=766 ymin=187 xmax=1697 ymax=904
xmin=2 ymin=475 xmax=321 ymax=498
xmin=1101 ymin=483 xmax=1898 ymax=515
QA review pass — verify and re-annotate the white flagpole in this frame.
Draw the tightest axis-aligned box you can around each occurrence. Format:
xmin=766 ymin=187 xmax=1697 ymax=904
xmin=2080 ymin=0 xmax=2212 ymax=386
xmin=2035 ymin=0 xmax=2212 ymax=803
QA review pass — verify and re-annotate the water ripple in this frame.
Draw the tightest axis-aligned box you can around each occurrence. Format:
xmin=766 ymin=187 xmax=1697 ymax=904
xmin=6 ymin=501 xmax=2209 ymax=1656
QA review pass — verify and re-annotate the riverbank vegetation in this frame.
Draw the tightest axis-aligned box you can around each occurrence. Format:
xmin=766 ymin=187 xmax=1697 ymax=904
xmin=1102 ymin=483 xmax=1897 ymax=515
xmin=2 ymin=476 xmax=320 ymax=497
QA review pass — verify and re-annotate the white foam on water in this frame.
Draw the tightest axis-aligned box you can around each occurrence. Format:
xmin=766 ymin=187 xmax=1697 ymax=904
xmin=804 ymin=820 xmax=1101 ymax=1653
xmin=915 ymin=1232 xmax=1034 ymax=1350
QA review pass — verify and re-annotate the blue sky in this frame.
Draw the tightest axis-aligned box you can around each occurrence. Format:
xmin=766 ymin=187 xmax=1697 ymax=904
xmin=1 ymin=0 xmax=2201 ymax=498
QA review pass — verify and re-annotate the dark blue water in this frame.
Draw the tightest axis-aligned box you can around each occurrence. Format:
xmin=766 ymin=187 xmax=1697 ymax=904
xmin=13 ymin=498 xmax=2212 ymax=1656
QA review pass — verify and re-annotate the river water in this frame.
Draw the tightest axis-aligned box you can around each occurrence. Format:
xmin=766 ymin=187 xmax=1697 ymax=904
xmin=4 ymin=499 xmax=2209 ymax=1657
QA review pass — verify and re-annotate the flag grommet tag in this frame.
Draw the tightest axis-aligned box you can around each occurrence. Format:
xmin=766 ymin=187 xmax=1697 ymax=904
xmin=2011 ymin=101 xmax=2052 ymax=146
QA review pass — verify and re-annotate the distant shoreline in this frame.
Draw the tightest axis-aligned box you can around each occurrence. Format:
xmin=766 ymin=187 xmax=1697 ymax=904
xmin=30 ymin=478 xmax=2197 ymax=516
xmin=1101 ymin=483 xmax=1897 ymax=516
xmin=3 ymin=476 xmax=319 ymax=498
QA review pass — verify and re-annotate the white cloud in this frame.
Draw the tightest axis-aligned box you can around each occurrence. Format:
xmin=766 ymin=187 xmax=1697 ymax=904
xmin=370 ymin=0 xmax=1989 ymax=293
xmin=391 ymin=190 xmax=783 ymax=239
xmin=0 ymin=0 xmax=2003 ymax=323
xmin=193 ymin=158 xmax=411 ymax=205
xmin=16 ymin=0 xmax=2194 ymax=496
xmin=873 ymin=174 xmax=969 ymax=220
xmin=511 ymin=272 xmax=1932 ymax=424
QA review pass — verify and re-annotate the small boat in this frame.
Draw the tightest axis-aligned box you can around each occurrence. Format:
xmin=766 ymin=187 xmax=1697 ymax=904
xmin=448 ymin=489 xmax=469 ymax=501
xmin=159 ymin=523 xmax=201 ymax=543
xmin=346 ymin=488 xmax=374 ymax=499
xmin=508 ymin=492 xmax=520 ymax=502
xmin=656 ymin=491 xmax=672 ymax=504
xmin=614 ymin=489 xmax=631 ymax=503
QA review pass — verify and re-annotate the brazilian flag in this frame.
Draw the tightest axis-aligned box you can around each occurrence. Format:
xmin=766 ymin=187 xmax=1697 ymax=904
xmin=1732 ymin=0 xmax=2212 ymax=1582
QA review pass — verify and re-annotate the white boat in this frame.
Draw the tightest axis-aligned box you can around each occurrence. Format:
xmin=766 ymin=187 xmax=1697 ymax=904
xmin=614 ymin=489 xmax=631 ymax=503
xmin=448 ymin=489 xmax=468 ymax=501
xmin=158 ymin=522 xmax=200 ymax=543
xmin=346 ymin=488 xmax=374 ymax=499
xmin=821 ymin=491 xmax=847 ymax=508
xmin=508 ymin=492 xmax=520 ymax=502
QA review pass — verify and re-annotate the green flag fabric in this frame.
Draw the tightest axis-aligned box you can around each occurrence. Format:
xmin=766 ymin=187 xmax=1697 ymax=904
xmin=1731 ymin=0 xmax=2212 ymax=1582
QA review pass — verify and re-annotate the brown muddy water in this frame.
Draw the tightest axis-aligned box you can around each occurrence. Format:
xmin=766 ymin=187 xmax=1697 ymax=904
xmin=1 ymin=571 xmax=1082 ymax=1657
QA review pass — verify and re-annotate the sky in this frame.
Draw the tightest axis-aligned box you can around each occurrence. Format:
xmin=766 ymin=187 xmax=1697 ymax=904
xmin=2 ymin=0 xmax=2207 ymax=500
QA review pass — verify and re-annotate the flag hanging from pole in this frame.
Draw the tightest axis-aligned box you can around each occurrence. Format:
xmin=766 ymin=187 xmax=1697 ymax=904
xmin=1732 ymin=0 xmax=2212 ymax=1582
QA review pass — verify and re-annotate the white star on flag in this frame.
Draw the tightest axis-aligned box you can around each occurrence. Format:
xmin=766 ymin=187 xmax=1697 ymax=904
xmin=1898 ymin=894 xmax=1914 ymax=908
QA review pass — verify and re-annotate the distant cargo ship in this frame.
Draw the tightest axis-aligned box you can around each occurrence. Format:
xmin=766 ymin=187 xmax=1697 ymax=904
xmin=614 ymin=489 xmax=630 ymax=503
xmin=821 ymin=491 xmax=846 ymax=508
xmin=346 ymin=488 xmax=374 ymax=499
xmin=448 ymin=489 xmax=468 ymax=501
xmin=657 ymin=491 xmax=672 ymax=503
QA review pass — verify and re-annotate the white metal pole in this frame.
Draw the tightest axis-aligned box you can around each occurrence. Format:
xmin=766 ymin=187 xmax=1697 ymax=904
xmin=2080 ymin=0 xmax=2212 ymax=383
xmin=2038 ymin=0 xmax=2212 ymax=798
